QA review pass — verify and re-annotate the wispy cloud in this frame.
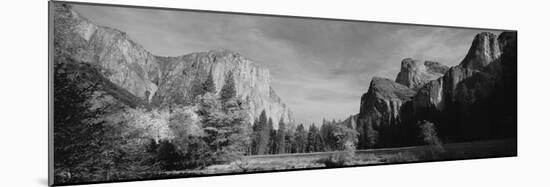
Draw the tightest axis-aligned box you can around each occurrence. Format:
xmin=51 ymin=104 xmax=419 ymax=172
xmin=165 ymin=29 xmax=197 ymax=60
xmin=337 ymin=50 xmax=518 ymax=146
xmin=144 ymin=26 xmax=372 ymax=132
xmin=73 ymin=4 xmax=499 ymax=125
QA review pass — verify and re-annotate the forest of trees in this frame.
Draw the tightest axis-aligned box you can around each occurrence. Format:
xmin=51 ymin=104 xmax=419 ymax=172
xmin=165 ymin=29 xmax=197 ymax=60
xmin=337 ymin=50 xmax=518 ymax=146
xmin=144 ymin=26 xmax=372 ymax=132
xmin=53 ymin=23 xmax=358 ymax=182
xmin=249 ymin=116 xmax=358 ymax=155
xmin=53 ymin=49 xmax=358 ymax=183
xmin=54 ymin=59 xmax=253 ymax=182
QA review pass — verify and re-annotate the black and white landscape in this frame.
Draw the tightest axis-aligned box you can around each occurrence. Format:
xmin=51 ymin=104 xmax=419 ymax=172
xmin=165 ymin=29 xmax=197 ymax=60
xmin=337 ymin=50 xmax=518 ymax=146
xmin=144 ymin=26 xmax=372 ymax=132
xmin=51 ymin=2 xmax=517 ymax=185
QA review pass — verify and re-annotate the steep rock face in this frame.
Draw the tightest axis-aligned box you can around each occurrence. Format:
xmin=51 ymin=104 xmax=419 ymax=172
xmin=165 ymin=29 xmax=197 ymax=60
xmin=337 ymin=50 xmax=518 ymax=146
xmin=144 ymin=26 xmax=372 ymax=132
xmin=459 ymin=32 xmax=501 ymax=70
xmin=356 ymin=77 xmax=416 ymax=148
xmin=495 ymin=31 xmax=518 ymax=138
xmin=411 ymin=66 xmax=481 ymax=116
xmin=395 ymin=58 xmax=449 ymax=89
xmin=406 ymin=31 xmax=516 ymax=141
xmin=359 ymin=77 xmax=416 ymax=122
xmin=410 ymin=32 xmax=505 ymax=119
xmin=53 ymin=4 xmax=160 ymax=103
xmin=408 ymin=65 xmax=498 ymax=140
xmin=53 ymin=4 xmax=293 ymax=125
xmin=153 ymin=50 xmax=294 ymax=126
xmin=340 ymin=114 xmax=358 ymax=129
xmin=356 ymin=31 xmax=516 ymax=148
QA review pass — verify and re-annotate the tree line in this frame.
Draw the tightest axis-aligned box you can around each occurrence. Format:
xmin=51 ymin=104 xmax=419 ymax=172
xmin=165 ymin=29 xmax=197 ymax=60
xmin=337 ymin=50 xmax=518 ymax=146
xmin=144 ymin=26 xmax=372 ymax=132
xmin=249 ymin=115 xmax=357 ymax=155
xmin=53 ymin=50 xmax=357 ymax=183
xmin=54 ymin=52 xmax=252 ymax=183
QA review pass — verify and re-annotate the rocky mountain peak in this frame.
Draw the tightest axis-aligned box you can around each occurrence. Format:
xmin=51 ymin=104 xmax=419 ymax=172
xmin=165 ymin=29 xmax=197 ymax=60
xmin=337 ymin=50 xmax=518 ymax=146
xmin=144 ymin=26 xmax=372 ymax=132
xmin=359 ymin=77 xmax=415 ymax=121
xmin=183 ymin=49 xmax=246 ymax=63
xmin=154 ymin=48 xmax=293 ymax=126
xmin=406 ymin=31 xmax=517 ymax=142
xmin=356 ymin=31 xmax=516 ymax=148
xmin=54 ymin=4 xmax=293 ymax=127
xmin=395 ymin=58 xmax=449 ymax=89
xmin=356 ymin=77 xmax=417 ymax=148
xmin=460 ymin=32 xmax=501 ymax=70
xmin=424 ymin=61 xmax=449 ymax=74
xmin=367 ymin=77 xmax=417 ymax=101
xmin=54 ymin=4 xmax=162 ymax=104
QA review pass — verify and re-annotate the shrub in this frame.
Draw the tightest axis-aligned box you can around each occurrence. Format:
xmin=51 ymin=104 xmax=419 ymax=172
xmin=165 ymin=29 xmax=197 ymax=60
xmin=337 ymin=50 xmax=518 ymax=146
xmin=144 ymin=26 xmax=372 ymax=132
xmin=317 ymin=142 xmax=356 ymax=167
xmin=318 ymin=152 xmax=352 ymax=167
xmin=417 ymin=120 xmax=445 ymax=156
xmin=379 ymin=152 xmax=419 ymax=163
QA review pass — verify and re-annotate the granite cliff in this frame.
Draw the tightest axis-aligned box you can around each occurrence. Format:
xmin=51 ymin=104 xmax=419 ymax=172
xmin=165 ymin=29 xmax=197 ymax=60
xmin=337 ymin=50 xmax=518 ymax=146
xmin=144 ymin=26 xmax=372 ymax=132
xmin=355 ymin=31 xmax=517 ymax=148
xmin=356 ymin=77 xmax=417 ymax=148
xmin=53 ymin=3 xmax=160 ymax=105
xmin=153 ymin=50 xmax=293 ymax=125
xmin=53 ymin=4 xmax=293 ymax=125
xmin=395 ymin=58 xmax=449 ymax=89
xmin=407 ymin=31 xmax=517 ymax=141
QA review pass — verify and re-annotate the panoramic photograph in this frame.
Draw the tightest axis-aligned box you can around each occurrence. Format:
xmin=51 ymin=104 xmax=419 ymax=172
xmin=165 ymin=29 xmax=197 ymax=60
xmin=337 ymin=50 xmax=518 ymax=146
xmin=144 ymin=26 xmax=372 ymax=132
xmin=50 ymin=2 xmax=517 ymax=185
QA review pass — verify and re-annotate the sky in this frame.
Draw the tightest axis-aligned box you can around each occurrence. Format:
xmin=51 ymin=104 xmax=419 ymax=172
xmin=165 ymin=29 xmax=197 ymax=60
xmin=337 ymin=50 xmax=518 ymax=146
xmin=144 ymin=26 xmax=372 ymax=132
xmin=73 ymin=4 xmax=499 ymax=126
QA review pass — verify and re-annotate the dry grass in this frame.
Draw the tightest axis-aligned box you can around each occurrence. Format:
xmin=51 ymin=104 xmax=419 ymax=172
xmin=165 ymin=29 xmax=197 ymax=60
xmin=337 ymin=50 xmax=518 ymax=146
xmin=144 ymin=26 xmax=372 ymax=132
xmin=160 ymin=139 xmax=516 ymax=177
xmin=165 ymin=151 xmax=422 ymax=175
xmin=378 ymin=151 xmax=419 ymax=163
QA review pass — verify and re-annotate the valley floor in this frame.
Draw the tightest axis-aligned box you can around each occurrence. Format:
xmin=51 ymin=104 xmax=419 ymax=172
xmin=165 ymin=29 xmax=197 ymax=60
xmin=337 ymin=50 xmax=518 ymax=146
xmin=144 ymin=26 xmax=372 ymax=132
xmin=157 ymin=139 xmax=516 ymax=178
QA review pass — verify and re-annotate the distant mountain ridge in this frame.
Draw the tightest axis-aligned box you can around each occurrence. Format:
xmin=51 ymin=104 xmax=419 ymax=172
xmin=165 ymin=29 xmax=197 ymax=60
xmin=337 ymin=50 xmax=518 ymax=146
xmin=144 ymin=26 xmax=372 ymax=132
xmin=53 ymin=4 xmax=293 ymax=125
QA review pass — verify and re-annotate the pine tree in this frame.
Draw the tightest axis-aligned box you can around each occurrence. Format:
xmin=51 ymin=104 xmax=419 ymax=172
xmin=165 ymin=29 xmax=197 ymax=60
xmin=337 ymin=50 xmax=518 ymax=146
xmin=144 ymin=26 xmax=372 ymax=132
xmin=294 ymin=124 xmax=307 ymax=153
xmin=53 ymin=58 xmax=121 ymax=182
xmin=197 ymin=92 xmax=250 ymax=163
xmin=253 ymin=110 xmax=269 ymax=155
xmin=307 ymin=124 xmax=324 ymax=153
xmin=251 ymin=118 xmax=259 ymax=155
xmin=220 ymin=72 xmax=237 ymax=103
xmin=276 ymin=118 xmax=286 ymax=154
xmin=320 ymin=123 xmax=334 ymax=151
xmin=266 ymin=117 xmax=276 ymax=154
xmin=268 ymin=118 xmax=274 ymax=132
xmin=267 ymin=118 xmax=277 ymax=154
xmin=190 ymin=70 xmax=217 ymax=105
xmin=307 ymin=124 xmax=314 ymax=153
xmin=285 ymin=127 xmax=295 ymax=153
xmin=203 ymin=69 xmax=216 ymax=94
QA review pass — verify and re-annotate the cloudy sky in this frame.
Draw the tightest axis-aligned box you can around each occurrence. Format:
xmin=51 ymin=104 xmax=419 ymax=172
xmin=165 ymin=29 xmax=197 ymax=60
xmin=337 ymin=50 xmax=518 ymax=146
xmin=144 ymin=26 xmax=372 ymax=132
xmin=73 ymin=4 xmax=498 ymax=126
